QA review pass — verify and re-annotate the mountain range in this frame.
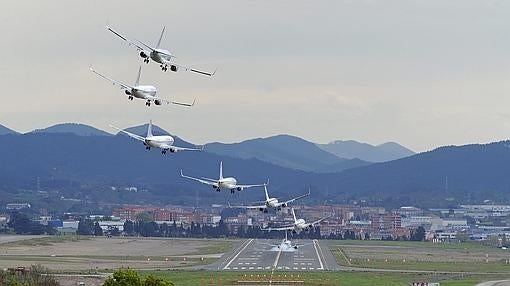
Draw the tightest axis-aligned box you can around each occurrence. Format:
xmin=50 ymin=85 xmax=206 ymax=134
xmin=317 ymin=140 xmax=415 ymax=162
xmin=0 ymin=122 xmax=509 ymax=209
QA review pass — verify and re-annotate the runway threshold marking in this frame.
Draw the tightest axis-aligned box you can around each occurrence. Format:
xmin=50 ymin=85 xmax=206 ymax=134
xmin=222 ymin=239 xmax=254 ymax=270
xmin=313 ymin=239 xmax=325 ymax=270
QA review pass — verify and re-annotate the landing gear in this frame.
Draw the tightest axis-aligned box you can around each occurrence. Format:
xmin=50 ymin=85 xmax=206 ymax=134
xmin=230 ymin=189 xmax=235 ymax=194
xmin=145 ymin=101 xmax=151 ymax=106
xmin=162 ymin=150 xmax=167 ymax=154
xmin=145 ymin=146 xmax=151 ymax=150
xmin=160 ymin=64 xmax=168 ymax=72
xmin=144 ymin=58 xmax=149 ymax=64
xmin=128 ymin=96 xmax=133 ymax=100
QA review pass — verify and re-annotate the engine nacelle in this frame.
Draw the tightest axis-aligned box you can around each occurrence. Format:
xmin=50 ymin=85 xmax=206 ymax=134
xmin=237 ymin=187 xmax=243 ymax=192
xmin=125 ymin=90 xmax=131 ymax=95
xmin=169 ymin=148 xmax=176 ymax=153
xmin=294 ymin=246 xmax=298 ymax=249
xmin=170 ymin=65 xmax=178 ymax=72
xmin=282 ymin=203 xmax=288 ymax=208
xmin=154 ymin=99 xmax=162 ymax=105
xmin=140 ymin=51 xmax=148 ymax=58
xmin=259 ymin=208 xmax=264 ymax=212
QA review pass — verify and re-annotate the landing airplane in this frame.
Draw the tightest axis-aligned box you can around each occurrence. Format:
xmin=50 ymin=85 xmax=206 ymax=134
xmin=107 ymin=25 xmax=216 ymax=75
xmin=229 ymin=186 xmax=310 ymax=212
xmin=258 ymin=231 xmax=309 ymax=252
xmin=262 ymin=208 xmax=331 ymax=233
xmin=110 ymin=120 xmax=202 ymax=154
xmin=180 ymin=161 xmax=266 ymax=194
xmin=90 ymin=66 xmax=194 ymax=107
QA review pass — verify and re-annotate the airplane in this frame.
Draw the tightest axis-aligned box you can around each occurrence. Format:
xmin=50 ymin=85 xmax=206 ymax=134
xmin=90 ymin=66 xmax=195 ymax=107
xmin=180 ymin=161 xmax=267 ymax=194
xmin=229 ymin=186 xmax=310 ymax=212
xmin=261 ymin=208 xmax=331 ymax=233
xmin=110 ymin=120 xmax=202 ymax=154
xmin=107 ymin=25 xmax=216 ymax=75
xmin=258 ymin=231 xmax=307 ymax=252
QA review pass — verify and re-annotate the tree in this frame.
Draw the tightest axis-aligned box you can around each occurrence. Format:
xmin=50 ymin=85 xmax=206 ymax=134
xmin=103 ymin=269 xmax=174 ymax=286
xmin=123 ymin=220 xmax=134 ymax=236
xmin=94 ymin=222 xmax=103 ymax=236
xmin=410 ymin=226 xmax=426 ymax=241
xmin=78 ymin=219 xmax=94 ymax=235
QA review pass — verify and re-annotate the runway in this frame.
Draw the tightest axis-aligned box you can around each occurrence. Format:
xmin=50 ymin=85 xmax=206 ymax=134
xmin=216 ymin=238 xmax=339 ymax=272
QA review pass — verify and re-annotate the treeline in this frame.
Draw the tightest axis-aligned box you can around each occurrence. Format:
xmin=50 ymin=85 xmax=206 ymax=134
xmin=2 ymin=212 xmax=56 ymax=235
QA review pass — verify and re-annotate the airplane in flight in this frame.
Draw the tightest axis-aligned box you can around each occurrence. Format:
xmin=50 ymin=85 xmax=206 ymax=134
xmin=107 ymin=25 xmax=216 ymax=75
xmin=258 ymin=231 xmax=306 ymax=252
xmin=110 ymin=120 xmax=202 ymax=154
xmin=180 ymin=162 xmax=267 ymax=194
xmin=90 ymin=66 xmax=195 ymax=107
xmin=229 ymin=186 xmax=310 ymax=212
xmin=262 ymin=208 xmax=331 ymax=233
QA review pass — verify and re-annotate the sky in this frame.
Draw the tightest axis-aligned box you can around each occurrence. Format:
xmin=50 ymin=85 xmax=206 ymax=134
xmin=2 ymin=0 xmax=510 ymax=152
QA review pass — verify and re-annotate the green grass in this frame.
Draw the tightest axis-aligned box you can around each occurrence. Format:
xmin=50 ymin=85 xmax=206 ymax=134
xmin=328 ymin=239 xmax=495 ymax=251
xmin=139 ymin=270 xmax=510 ymax=286
xmin=193 ymin=240 xmax=233 ymax=255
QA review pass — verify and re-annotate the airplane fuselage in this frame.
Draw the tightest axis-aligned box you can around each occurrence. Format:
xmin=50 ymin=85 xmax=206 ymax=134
xmin=150 ymin=49 xmax=173 ymax=65
xmin=130 ymin=85 xmax=157 ymax=99
xmin=144 ymin=135 xmax=174 ymax=149
xmin=217 ymin=177 xmax=238 ymax=190
xmin=266 ymin=198 xmax=279 ymax=208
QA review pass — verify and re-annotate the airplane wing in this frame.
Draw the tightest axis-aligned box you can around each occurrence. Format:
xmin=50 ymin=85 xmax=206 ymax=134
xmin=170 ymin=63 xmax=217 ymax=77
xmin=90 ymin=67 xmax=133 ymax=90
xmin=310 ymin=216 xmax=332 ymax=227
xmin=234 ymin=182 xmax=267 ymax=189
xmin=281 ymin=190 xmax=311 ymax=207
xmin=167 ymin=145 xmax=203 ymax=152
xmin=107 ymin=25 xmax=149 ymax=53
xmin=261 ymin=226 xmax=295 ymax=232
xmin=180 ymin=170 xmax=218 ymax=186
xmin=147 ymin=97 xmax=195 ymax=107
xmin=109 ymin=124 xmax=145 ymax=142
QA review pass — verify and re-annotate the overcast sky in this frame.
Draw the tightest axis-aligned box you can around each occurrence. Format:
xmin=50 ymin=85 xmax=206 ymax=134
xmin=2 ymin=0 xmax=510 ymax=152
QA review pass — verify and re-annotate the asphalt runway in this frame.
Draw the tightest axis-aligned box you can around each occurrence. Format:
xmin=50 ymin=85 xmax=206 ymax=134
xmin=216 ymin=238 xmax=340 ymax=272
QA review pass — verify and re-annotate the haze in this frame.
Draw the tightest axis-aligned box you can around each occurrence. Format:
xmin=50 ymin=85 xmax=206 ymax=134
xmin=2 ymin=0 xmax=510 ymax=152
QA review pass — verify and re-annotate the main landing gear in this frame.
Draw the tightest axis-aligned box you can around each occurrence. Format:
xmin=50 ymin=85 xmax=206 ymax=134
xmin=144 ymin=58 xmax=149 ymax=64
xmin=128 ymin=96 xmax=134 ymax=100
xmin=160 ymin=64 xmax=168 ymax=72
xmin=162 ymin=150 xmax=167 ymax=154
xmin=145 ymin=101 xmax=151 ymax=106
xmin=145 ymin=146 xmax=151 ymax=150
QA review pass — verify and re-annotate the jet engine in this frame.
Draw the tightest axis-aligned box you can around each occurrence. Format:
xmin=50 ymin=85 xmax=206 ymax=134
xmin=169 ymin=148 xmax=176 ymax=153
xmin=125 ymin=90 xmax=131 ymax=95
xmin=140 ymin=51 xmax=148 ymax=58
xmin=170 ymin=65 xmax=178 ymax=72
xmin=154 ymin=99 xmax=162 ymax=105
xmin=237 ymin=187 xmax=243 ymax=192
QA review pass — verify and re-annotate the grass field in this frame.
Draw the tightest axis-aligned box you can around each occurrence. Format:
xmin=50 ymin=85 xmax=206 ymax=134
xmin=328 ymin=239 xmax=510 ymax=273
xmin=139 ymin=270 xmax=509 ymax=286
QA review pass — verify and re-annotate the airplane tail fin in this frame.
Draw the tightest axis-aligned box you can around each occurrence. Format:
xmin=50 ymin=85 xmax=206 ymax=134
xmin=291 ymin=208 xmax=297 ymax=223
xmin=135 ymin=65 xmax=142 ymax=86
xmin=156 ymin=26 xmax=165 ymax=49
xmin=264 ymin=185 xmax=270 ymax=201
xmin=219 ymin=161 xmax=223 ymax=180
xmin=147 ymin=120 xmax=153 ymax=137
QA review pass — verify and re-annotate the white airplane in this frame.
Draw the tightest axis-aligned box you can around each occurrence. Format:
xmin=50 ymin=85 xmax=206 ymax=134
xmin=262 ymin=208 xmax=331 ymax=233
xmin=258 ymin=231 xmax=304 ymax=252
xmin=107 ymin=25 xmax=216 ymax=75
xmin=229 ymin=186 xmax=310 ymax=212
xmin=90 ymin=66 xmax=194 ymax=107
xmin=180 ymin=161 xmax=266 ymax=194
xmin=110 ymin=120 xmax=202 ymax=154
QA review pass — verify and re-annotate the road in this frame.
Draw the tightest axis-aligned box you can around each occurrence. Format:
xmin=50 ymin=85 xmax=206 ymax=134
xmin=476 ymin=281 xmax=510 ymax=286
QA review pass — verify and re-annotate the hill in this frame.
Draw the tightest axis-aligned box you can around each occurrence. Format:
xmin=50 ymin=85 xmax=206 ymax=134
xmin=0 ymin=124 xmax=17 ymax=135
xmin=317 ymin=140 xmax=415 ymax=162
xmin=205 ymin=135 xmax=370 ymax=173
xmin=31 ymin=123 xmax=111 ymax=136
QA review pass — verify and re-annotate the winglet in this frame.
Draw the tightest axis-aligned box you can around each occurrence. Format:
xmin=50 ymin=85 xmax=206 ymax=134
xmin=180 ymin=169 xmax=185 ymax=177
xmin=265 ymin=179 xmax=270 ymax=186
